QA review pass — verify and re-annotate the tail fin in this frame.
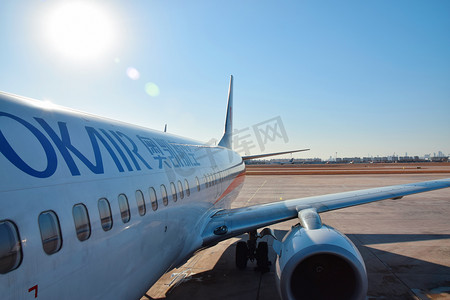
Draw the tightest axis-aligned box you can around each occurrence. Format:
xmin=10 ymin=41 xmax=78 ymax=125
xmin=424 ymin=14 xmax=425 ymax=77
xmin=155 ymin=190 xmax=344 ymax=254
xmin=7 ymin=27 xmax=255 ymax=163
xmin=218 ymin=75 xmax=233 ymax=149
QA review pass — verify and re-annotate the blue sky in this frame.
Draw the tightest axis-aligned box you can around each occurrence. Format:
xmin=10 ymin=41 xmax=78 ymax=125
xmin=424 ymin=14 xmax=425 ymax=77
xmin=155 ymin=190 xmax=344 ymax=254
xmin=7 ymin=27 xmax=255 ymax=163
xmin=1 ymin=1 xmax=449 ymax=159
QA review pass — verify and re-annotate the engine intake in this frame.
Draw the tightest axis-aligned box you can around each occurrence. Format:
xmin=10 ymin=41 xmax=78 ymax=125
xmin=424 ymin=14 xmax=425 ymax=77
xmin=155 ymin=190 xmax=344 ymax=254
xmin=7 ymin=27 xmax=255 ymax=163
xmin=275 ymin=225 xmax=367 ymax=300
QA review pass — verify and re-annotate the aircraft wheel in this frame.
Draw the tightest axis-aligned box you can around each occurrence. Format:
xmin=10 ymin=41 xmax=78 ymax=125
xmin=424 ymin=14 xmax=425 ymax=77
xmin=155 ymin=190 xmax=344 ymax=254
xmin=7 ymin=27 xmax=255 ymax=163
xmin=236 ymin=241 xmax=248 ymax=269
xmin=256 ymin=241 xmax=270 ymax=272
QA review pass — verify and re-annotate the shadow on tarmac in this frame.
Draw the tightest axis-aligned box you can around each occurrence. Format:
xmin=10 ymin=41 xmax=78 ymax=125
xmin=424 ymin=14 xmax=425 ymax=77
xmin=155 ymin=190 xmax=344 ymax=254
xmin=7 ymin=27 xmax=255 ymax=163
xmin=144 ymin=231 xmax=450 ymax=300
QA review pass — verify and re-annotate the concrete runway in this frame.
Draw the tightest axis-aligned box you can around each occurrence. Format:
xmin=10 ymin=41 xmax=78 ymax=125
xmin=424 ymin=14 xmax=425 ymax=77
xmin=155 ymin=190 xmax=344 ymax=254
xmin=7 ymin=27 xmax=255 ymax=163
xmin=142 ymin=174 xmax=450 ymax=300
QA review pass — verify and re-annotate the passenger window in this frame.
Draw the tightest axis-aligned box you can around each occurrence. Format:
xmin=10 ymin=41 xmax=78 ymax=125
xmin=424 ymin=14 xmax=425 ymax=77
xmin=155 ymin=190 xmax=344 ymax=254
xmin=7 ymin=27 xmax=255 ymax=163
xmin=118 ymin=194 xmax=130 ymax=223
xmin=170 ymin=182 xmax=178 ymax=202
xmin=0 ymin=220 xmax=22 ymax=274
xmin=38 ymin=211 xmax=62 ymax=255
xmin=135 ymin=190 xmax=146 ymax=216
xmin=196 ymin=177 xmax=200 ymax=192
xmin=185 ymin=179 xmax=190 ymax=197
xmin=72 ymin=204 xmax=91 ymax=241
xmin=204 ymin=175 xmax=208 ymax=188
xmin=177 ymin=180 xmax=184 ymax=199
xmin=161 ymin=184 xmax=169 ymax=206
xmin=98 ymin=198 xmax=113 ymax=231
xmin=149 ymin=187 xmax=158 ymax=211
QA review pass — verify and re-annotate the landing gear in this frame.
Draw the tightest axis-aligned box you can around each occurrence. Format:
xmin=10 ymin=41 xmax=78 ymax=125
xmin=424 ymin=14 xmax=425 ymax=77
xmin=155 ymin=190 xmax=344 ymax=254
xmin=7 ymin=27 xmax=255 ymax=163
xmin=236 ymin=241 xmax=248 ymax=270
xmin=235 ymin=230 xmax=271 ymax=272
xmin=256 ymin=241 xmax=270 ymax=272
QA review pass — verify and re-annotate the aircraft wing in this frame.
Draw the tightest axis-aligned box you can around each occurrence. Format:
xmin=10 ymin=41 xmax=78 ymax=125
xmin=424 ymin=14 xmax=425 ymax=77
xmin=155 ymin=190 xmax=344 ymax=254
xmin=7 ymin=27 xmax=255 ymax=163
xmin=201 ymin=178 xmax=450 ymax=246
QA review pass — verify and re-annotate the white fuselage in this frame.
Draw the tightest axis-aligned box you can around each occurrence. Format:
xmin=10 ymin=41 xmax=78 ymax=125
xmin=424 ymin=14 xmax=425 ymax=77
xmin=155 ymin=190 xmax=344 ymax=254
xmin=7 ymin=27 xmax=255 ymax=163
xmin=0 ymin=93 xmax=245 ymax=299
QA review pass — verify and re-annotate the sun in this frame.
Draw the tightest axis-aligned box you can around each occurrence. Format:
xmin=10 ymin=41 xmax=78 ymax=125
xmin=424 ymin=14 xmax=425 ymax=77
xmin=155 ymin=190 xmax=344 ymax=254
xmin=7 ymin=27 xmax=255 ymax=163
xmin=42 ymin=1 xmax=117 ymax=62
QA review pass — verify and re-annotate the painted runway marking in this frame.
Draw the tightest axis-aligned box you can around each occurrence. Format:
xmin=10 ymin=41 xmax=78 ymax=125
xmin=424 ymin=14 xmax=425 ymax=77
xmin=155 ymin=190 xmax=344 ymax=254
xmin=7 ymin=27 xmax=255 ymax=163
xmin=245 ymin=179 xmax=267 ymax=206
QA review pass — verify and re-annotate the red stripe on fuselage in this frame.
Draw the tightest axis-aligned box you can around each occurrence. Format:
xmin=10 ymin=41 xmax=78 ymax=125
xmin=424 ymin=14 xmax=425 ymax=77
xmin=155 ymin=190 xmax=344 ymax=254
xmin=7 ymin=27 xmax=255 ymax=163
xmin=213 ymin=170 xmax=246 ymax=205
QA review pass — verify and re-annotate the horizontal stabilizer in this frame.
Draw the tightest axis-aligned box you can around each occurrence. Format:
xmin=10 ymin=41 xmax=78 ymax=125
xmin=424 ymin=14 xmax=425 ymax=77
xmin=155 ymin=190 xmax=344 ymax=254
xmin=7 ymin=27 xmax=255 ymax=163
xmin=242 ymin=149 xmax=310 ymax=161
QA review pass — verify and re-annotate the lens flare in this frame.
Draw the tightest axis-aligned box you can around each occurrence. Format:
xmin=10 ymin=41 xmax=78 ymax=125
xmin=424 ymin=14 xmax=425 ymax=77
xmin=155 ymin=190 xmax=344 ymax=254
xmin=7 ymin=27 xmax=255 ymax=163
xmin=126 ymin=67 xmax=140 ymax=80
xmin=145 ymin=83 xmax=160 ymax=97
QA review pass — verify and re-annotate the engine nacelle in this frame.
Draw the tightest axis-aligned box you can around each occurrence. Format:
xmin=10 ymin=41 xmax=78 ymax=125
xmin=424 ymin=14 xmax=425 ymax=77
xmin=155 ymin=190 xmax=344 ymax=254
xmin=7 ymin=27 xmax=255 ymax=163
xmin=275 ymin=224 xmax=368 ymax=300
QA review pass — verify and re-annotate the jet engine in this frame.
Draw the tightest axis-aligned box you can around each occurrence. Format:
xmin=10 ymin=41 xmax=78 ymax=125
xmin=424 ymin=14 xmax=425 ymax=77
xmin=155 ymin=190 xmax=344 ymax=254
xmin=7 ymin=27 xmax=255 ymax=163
xmin=274 ymin=209 xmax=368 ymax=300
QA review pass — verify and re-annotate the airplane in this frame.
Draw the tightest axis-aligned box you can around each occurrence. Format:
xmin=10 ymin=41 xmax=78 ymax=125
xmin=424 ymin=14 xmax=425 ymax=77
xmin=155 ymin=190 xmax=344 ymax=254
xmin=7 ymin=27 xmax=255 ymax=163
xmin=281 ymin=157 xmax=295 ymax=165
xmin=0 ymin=76 xmax=449 ymax=300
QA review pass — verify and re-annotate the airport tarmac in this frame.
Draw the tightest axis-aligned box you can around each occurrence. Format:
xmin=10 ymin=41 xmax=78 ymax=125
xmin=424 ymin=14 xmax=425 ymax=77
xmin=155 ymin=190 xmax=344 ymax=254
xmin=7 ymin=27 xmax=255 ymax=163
xmin=142 ymin=173 xmax=450 ymax=300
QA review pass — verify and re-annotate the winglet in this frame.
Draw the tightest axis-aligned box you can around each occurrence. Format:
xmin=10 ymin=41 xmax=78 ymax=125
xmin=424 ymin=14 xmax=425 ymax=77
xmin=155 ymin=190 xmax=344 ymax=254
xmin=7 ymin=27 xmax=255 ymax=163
xmin=218 ymin=75 xmax=233 ymax=149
